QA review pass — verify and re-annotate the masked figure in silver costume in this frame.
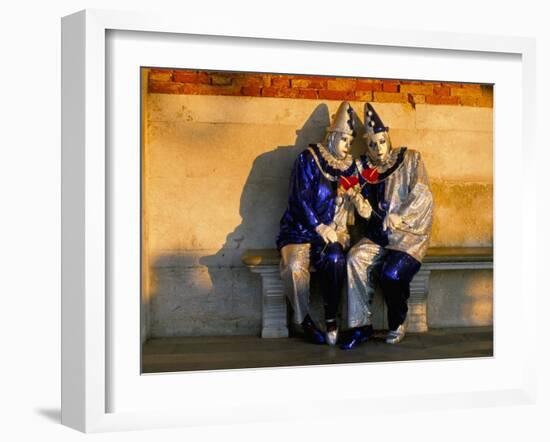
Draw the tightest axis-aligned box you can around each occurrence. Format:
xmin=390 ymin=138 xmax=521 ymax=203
xmin=277 ymin=102 xmax=358 ymax=346
xmin=340 ymin=103 xmax=434 ymax=350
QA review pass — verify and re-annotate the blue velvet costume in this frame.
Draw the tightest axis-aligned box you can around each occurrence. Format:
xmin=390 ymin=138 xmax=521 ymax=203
xmin=277 ymin=144 xmax=355 ymax=250
xmin=277 ymin=144 xmax=355 ymax=324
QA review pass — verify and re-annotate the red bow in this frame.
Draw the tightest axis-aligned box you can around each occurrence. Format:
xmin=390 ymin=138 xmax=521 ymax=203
xmin=338 ymin=175 xmax=359 ymax=191
xmin=361 ymin=167 xmax=379 ymax=183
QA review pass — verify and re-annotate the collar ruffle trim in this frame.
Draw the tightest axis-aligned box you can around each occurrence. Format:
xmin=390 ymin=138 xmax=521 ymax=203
xmin=315 ymin=143 xmax=354 ymax=171
xmin=364 ymin=147 xmax=401 ymax=173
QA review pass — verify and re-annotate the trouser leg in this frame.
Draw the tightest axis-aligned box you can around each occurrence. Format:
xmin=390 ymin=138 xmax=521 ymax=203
xmin=311 ymin=242 xmax=346 ymax=321
xmin=346 ymin=238 xmax=385 ymax=328
xmin=280 ymin=244 xmax=311 ymax=324
xmin=379 ymin=250 xmax=421 ymax=330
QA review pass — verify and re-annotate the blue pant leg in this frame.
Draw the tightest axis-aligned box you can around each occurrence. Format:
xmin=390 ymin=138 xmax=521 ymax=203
xmin=379 ymin=250 xmax=421 ymax=330
xmin=311 ymin=242 xmax=346 ymax=321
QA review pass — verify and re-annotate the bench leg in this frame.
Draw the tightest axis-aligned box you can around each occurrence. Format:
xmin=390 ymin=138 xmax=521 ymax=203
xmin=250 ymin=266 xmax=289 ymax=338
xmin=249 ymin=265 xmax=430 ymax=336
xmin=408 ymin=269 xmax=430 ymax=332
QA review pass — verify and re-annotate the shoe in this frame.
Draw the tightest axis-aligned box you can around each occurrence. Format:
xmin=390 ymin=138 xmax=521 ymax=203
xmin=301 ymin=315 xmax=326 ymax=345
xmin=340 ymin=325 xmax=373 ymax=350
xmin=325 ymin=319 xmax=339 ymax=346
xmin=386 ymin=322 xmax=406 ymax=344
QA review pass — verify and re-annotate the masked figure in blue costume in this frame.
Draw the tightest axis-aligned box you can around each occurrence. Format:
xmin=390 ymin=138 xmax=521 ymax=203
xmin=277 ymin=102 xmax=358 ymax=346
xmin=340 ymin=103 xmax=434 ymax=350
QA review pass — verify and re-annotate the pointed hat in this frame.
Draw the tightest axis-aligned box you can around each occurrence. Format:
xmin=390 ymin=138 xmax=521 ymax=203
xmin=364 ymin=103 xmax=388 ymax=134
xmin=328 ymin=101 xmax=356 ymax=136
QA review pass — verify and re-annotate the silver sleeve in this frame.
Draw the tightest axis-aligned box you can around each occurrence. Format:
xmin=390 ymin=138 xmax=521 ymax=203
xmin=395 ymin=152 xmax=433 ymax=236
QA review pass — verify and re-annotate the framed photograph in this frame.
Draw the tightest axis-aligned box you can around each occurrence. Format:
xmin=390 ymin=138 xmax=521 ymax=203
xmin=62 ymin=9 xmax=537 ymax=433
xmin=140 ymin=66 xmax=495 ymax=374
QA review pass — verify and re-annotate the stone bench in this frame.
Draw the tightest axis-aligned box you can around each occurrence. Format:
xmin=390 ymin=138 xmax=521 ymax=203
xmin=242 ymin=247 xmax=493 ymax=338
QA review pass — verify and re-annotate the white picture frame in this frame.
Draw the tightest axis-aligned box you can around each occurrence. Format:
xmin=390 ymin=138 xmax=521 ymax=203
xmin=61 ymin=9 xmax=537 ymax=433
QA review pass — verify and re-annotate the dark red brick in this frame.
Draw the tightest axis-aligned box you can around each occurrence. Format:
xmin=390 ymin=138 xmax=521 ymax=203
xmin=382 ymin=81 xmax=399 ymax=93
xmin=271 ymin=77 xmax=290 ymax=88
xmin=433 ymin=86 xmax=451 ymax=96
xmin=319 ymin=90 xmax=355 ymax=100
xmin=291 ymin=78 xmax=327 ymax=89
xmin=241 ymin=86 xmax=262 ymax=96
xmin=297 ymin=89 xmax=318 ymax=99
xmin=356 ymin=80 xmax=382 ymax=92
xmin=148 ymin=81 xmax=184 ymax=94
xmin=173 ymin=71 xmax=210 ymax=84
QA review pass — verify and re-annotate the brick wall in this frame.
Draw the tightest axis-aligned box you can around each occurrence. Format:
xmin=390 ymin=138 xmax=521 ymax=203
xmin=147 ymin=68 xmax=493 ymax=108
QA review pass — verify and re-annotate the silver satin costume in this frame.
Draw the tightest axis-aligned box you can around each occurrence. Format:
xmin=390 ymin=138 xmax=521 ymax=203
xmin=347 ymin=148 xmax=434 ymax=328
xmin=280 ymin=243 xmax=312 ymax=324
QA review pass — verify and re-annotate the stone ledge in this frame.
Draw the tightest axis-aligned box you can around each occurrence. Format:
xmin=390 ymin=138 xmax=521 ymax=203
xmin=242 ymin=246 xmax=493 ymax=267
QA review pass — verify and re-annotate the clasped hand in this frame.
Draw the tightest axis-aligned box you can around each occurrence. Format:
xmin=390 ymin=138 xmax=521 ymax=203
xmin=383 ymin=212 xmax=403 ymax=232
xmin=345 ymin=186 xmax=403 ymax=231
xmin=315 ymin=223 xmax=338 ymax=244
xmin=345 ymin=186 xmax=373 ymax=219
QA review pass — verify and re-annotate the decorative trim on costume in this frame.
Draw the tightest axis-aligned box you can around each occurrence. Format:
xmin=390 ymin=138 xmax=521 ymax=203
xmin=364 ymin=147 xmax=403 ymax=172
xmin=307 ymin=144 xmax=355 ymax=182
xmin=356 ymin=148 xmax=407 ymax=184
xmin=315 ymin=143 xmax=354 ymax=171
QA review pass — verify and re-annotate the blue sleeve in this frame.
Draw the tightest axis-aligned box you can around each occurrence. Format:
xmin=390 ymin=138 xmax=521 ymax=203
xmin=287 ymin=151 xmax=321 ymax=230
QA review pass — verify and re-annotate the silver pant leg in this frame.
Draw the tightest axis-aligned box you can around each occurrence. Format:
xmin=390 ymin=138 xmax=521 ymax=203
xmin=280 ymin=244 xmax=311 ymax=325
xmin=346 ymin=238 xmax=385 ymax=328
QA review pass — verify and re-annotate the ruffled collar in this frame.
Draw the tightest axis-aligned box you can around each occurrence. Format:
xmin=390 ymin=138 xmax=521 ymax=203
xmin=307 ymin=143 xmax=355 ymax=182
xmin=315 ymin=143 xmax=354 ymax=171
xmin=364 ymin=147 xmax=401 ymax=173
xmin=357 ymin=147 xmax=407 ymax=184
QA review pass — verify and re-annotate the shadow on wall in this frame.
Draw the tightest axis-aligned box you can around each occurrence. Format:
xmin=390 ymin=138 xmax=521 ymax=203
xmin=147 ymin=102 xmax=366 ymax=337
xmin=199 ymin=103 xmax=329 ymax=276
xmin=209 ymin=103 xmax=364 ymax=251
xmin=197 ymin=103 xmax=365 ymax=333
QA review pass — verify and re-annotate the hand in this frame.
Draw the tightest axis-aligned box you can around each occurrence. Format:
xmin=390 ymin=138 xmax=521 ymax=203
xmin=337 ymin=231 xmax=351 ymax=249
xmin=345 ymin=185 xmax=361 ymax=198
xmin=315 ymin=223 xmax=338 ymax=244
xmin=346 ymin=187 xmax=373 ymax=219
xmin=383 ymin=213 xmax=403 ymax=232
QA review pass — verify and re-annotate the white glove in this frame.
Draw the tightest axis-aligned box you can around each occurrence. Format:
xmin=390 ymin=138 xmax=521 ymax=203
xmin=315 ymin=223 xmax=338 ymax=244
xmin=383 ymin=213 xmax=403 ymax=232
xmin=337 ymin=231 xmax=351 ymax=249
xmin=346 ymin=187 xmax=373 ymax=219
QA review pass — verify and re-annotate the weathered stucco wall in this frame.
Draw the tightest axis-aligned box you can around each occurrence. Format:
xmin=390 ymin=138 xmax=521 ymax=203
xmin=143 ymin=94 xmax=493 ymax=337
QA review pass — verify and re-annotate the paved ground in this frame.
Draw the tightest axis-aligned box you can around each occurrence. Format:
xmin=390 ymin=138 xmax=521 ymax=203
xmin=142 ymin=326 xmax=493 ymax=373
